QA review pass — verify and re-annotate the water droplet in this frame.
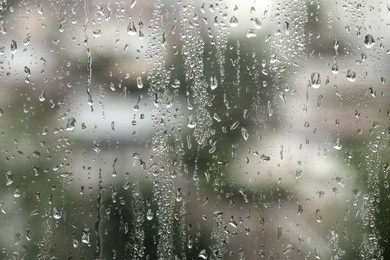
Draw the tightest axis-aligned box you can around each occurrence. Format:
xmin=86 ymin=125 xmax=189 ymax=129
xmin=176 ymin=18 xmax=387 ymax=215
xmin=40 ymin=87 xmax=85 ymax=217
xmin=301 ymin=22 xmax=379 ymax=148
xmin=267 ymin=101 xmax=273 ymax=116
xmin=53 ymin=207 xmax=62 ymax=219
xmin=364 ymin=34 xmax=375 ymax=48
xmin=24 ymin=66 xmax=31 ymax=77
xmin=331 ymin=64 xmax=339 ymax=74
xmin=39 ymin=91 xmax=46 ymax=102
xmin=136 ymin=76 xmax=143 ymax=89
xmin=13 ymin=186 xmax=21 ymax=197
xmin=187 ymin=114 xmax=196 ymax=128
xmin=10 ymin=40 xmax=17 ymax=55
xmin=229 ymin=16 xmax=238 ymax=27
xmin=81 ymin=228 xmax=90 ymax=245
xmin=241 ymin=127 xmax=249 ymax=141
xmin=5 ymin=171 xmax=13 ymax=186
xmin=229 ymin=216 xmax=238 ymax=228
xmin=315 ymin=209 xmax=322 ymax=223
xmin=346 ymin=70 xmax=356 ymax=82
xmin=210 ymin=76 xmax=218 ymax=90
xmin=277 ymin=226 xmax=282 ymax=240
xmin=93 ymin=29 xmax=102 ymax=38
xmin=310 ymin=72 xmax=321 ymax=89
xmin=146 ymin=208 xmax=153 ymax=220
xmin=198 ymin=249 xmax=208 ymax=259
xmin=333 ymin=137 xmax=342 ymax=150
xmin=246 ymin=29 xmax=257 ymax=38
xmin=65 ymin=118 xmax=76 ymax=131
xmin=130 ymin=0 xmax=137 ymax=9
xmin=251 ymin=17 xmax=262 ymax=29
xmin=127 ymin=21 xmax=137 ymax=36
xmin=171 ymin=79 xmax=180 ymax=89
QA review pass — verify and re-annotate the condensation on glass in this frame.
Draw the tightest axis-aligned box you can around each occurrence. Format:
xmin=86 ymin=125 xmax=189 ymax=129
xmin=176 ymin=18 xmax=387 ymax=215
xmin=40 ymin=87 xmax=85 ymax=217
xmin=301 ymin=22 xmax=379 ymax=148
xmin=0 ymin=0 xmax=389 ymax=259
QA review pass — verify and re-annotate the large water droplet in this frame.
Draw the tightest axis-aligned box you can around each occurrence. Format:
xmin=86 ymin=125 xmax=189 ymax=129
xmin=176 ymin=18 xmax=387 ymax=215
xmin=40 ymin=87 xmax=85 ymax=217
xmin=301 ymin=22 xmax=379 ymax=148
xmin=310 ymin=72 xmax=321 ymax=89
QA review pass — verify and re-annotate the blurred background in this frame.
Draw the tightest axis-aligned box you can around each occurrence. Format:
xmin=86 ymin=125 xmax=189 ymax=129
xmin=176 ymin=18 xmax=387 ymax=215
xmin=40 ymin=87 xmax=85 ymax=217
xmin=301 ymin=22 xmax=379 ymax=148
xmin=0 ymin=0 xmax=389 ymax=259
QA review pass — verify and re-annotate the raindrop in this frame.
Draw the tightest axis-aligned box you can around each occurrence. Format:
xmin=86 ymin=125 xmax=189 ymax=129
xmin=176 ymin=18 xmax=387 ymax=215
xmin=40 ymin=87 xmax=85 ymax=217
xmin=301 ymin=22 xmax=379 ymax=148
xmin=146 ymin=208 xmax=153 ymax=220
xmin=24 ymin=66 xmax=31 ymax=77
xmin=187 ymin=235 xmax=193 ymax=249
xmin=5 ymin=171 xmax=13 ymax=186
xmin=316 ymin=209 xmax=323 ymax=223
xmin=187 ymin=114 xmax=196 ymax=128
xmin=130 ymin=0 xmax=137 ymax=9
xmin=246 ymin=29 xmax=257 ymax=38
xmin=81 ymin=228 xmax=90 ymax=245
xmin=198 ymin=249 xmax=208 ymax=259
xmin=267 ymin=101 xmax=273 ymax=116
xmin=171 ymin=79 xmax=180 ymax=89
xmin=229 ymin=16 xmax=238 ymax=27
xmin=65 ymin=118 xmax=76 ymax=131
xmin=346 ymin=70 xmax=356 ymax=82
xmin=331 ymin=64 xmax=339 ymax=74
xmin=210 ymin=76 xmax=218 ymax=90
xmin=39 ymin=91 xmax=46 ymax=102
xmin=333 ymin=137 xmax=342 ymax=150
xmin=14 ymin=186 xmax=21 ymax=197
xmin=93 ymin=29 xmax=102 ymax=38
xmin=136 ymin=76 xmax=143 ymax=89
xmin=53 ymin=207 xmax=62 ymax=219
xmin=277 ymin=226 xmax=282 ymax=240
xmin=241 ymin=127 xmax=249 ymax=140
xmin=229 ymin=216 xmax=238 ymax=228
xmin=10 ymin=40 xmax=17 ymax=55
xmin=310 ymin=72 xmax=321 ymax=89
xmin=250 ymin=17 xmax=262 ymax=29
xmin=364 ymin=34 xmax=375 ymax=48
xmin=127 ymin=21 xmax=137 ymax=36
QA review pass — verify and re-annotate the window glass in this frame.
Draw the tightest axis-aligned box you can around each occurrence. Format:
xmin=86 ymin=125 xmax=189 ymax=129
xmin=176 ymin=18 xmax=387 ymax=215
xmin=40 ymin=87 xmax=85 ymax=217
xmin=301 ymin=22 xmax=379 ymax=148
xmin=0 ymin=0 xmax=388 ymax=259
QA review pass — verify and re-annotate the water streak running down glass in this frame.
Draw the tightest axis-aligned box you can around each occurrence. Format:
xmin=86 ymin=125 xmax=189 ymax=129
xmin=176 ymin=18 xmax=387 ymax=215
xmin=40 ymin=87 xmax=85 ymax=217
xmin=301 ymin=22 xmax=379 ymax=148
xmin=0 ymin=0 xmax=389 ymax=259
